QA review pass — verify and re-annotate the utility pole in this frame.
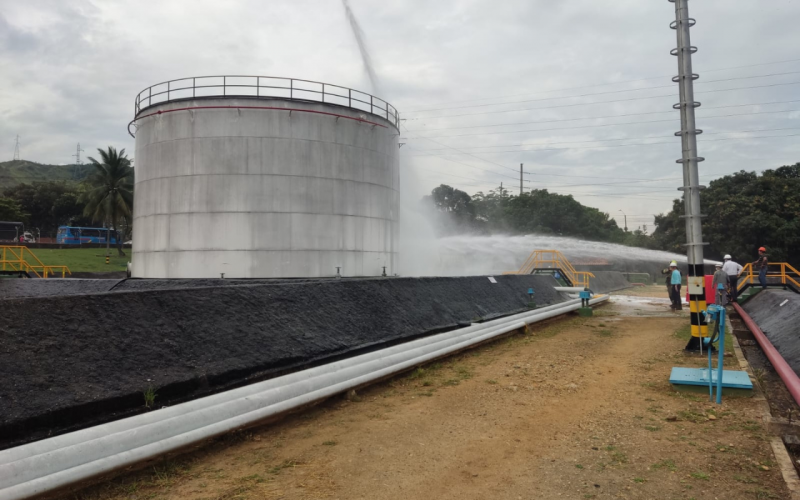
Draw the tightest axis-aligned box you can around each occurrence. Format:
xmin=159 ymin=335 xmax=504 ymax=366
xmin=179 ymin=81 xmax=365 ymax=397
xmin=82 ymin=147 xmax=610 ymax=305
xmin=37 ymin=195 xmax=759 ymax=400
xmin=519 ymin=163 xmax=523 ymax=195
xmin=671 ymin=0 xmax=708 ymax=351
xmin=13 ymin=135 xmax=20 ymax=161
xmin=499 ymin=182 xmax=503 ymax=198
xmin=618 ymin=210 xmax=628 ymax=232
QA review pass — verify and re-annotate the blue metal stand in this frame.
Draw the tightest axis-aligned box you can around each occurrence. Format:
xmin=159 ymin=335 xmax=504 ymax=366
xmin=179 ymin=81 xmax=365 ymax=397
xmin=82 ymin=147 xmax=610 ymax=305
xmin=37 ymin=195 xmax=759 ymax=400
xmin=669 ymin=284 xmax=753 ymax=402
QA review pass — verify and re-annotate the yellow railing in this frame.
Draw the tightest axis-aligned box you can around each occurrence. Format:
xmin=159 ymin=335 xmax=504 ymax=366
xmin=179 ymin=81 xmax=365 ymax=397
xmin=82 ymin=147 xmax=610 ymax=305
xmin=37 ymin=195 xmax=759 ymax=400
xmin=0 ymin=246 xmax=71 ymax=278
xmin=507 ymin=249 xmax=595 ymax=288
xmin=737 ymin=262 xmax=800 ymax=292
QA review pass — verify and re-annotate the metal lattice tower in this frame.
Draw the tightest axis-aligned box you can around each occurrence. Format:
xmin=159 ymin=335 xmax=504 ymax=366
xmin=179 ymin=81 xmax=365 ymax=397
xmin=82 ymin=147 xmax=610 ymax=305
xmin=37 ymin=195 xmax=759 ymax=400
xmin=13 ymin=135 xmax=20 ymax=161
xmin=73 ymin=143 xmax=85 ymax=164
xmin=670 ymin=0 xmax=708 ymax=350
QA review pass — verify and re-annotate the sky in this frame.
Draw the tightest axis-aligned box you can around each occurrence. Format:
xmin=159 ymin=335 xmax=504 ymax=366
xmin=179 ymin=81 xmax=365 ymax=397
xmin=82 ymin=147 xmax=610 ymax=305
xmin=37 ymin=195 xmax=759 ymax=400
xmin=1 ymin=0 xmax=799 ymax=232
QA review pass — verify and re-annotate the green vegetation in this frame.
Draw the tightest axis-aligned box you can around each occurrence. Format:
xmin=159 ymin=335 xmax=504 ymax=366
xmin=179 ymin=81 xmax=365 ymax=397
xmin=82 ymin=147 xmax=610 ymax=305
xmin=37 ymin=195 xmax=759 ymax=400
xmin=143 ymin=386 xmax=157 ymax=408
xmin=30 ymin=248 xmax=129 ymax=272
xmin=422 ymin=184 xmax=634 ymax=244
xmin=425 ymin=162 xmax=800 ymax=263
xmin=83 ymin=147 xmax=134 ymax=257
xmin=0 ymin=149 xmax=133 ymax=252
xmin=652 ymin=163 xmax=800 ymax=265
xmin=0 ymin=159 xmax=94 ymax=188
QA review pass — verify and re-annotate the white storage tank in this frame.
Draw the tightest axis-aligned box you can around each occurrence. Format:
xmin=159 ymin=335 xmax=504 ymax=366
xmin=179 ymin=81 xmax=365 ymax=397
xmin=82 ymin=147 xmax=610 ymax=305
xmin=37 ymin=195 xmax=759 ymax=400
xmin=129 ymin=76 xmax=400 ymax=278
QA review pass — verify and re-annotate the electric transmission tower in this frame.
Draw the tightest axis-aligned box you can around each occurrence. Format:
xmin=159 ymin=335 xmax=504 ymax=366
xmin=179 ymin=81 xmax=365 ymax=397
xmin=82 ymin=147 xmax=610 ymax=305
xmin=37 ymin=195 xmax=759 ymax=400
xmin=73 ymin=143 xmax=85 ymax=179
xmin=73 ymin=143 xmax=85 ymax=164
xmin=13 ymin=135 xmax=20 ymax=161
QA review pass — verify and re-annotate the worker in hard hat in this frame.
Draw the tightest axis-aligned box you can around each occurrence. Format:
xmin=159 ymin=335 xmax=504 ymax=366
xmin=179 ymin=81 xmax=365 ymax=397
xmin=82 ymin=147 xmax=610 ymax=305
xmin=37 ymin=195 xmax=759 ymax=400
xmin=722 ymin=254 xmax=743 ymax=303
xmin=712 ymin=263 xmax=728 ymax=305
xmin=752 ymin=247 xmax=769 ymax=289
xmin=669 ymin=261 xmax=682 ymax=311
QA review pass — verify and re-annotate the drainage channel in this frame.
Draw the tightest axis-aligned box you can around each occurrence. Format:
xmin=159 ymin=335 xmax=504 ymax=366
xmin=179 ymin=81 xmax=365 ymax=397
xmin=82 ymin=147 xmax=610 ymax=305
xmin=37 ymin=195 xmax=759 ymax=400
xmin=0 ymin=295 xmax=608 ymax=500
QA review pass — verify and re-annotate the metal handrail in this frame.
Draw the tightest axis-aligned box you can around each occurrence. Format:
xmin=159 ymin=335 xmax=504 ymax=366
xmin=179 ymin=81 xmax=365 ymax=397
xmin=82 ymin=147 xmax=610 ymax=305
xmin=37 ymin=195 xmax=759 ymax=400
xmin=737 ymin=262 xmax=800 ymax=291
xmin=1 ymin=246 xmax=71 ymax=278
xmin=133 ymin=75 xmax=399 ymax=129
xmin=510 ymin=249 xmax=595 ymax=288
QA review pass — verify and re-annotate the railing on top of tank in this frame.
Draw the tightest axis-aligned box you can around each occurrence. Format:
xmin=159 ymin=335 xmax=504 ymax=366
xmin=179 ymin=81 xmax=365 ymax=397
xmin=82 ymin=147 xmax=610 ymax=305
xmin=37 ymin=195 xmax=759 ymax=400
xmin=133 ymin=76 xmax=399 ymax=128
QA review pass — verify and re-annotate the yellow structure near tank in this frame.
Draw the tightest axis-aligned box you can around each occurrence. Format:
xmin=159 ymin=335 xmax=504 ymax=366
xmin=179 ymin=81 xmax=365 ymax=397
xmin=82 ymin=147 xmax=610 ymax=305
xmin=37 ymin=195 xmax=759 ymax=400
xmin=0 ymin=246 xmax=71 ymax=278
xmin=506 ymin=249 xmax=594 ymax=288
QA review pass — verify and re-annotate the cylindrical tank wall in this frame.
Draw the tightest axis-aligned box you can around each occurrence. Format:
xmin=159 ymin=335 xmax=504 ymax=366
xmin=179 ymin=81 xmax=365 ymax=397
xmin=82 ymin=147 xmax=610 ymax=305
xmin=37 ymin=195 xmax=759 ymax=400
xmin=132 ymin=98 xmax=399 ymax=278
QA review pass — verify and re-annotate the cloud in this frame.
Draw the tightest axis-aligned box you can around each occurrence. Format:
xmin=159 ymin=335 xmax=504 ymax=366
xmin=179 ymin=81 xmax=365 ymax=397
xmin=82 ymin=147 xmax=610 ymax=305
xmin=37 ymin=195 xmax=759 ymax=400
xmin=1 ymin=0 xmax=799 ymax=231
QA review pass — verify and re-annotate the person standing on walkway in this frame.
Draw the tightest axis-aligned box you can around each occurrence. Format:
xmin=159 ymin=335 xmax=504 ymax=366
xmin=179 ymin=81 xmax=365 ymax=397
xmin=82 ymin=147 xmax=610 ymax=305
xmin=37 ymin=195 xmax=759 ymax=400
xmin=722 ymin=254 xmax=743 ymax=303
xmin=712 ymin=263 xmax=729 ymax=305
xmin=669 ymin=261 xmax=682 ymax=311
xmin=752 ymin=247 xmax=769 ymax=289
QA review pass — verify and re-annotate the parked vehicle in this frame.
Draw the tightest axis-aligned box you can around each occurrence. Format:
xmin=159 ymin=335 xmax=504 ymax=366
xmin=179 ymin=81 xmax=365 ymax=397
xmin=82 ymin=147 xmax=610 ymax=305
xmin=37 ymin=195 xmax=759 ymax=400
xmin=0 ymin=221 xmax=25 ymax=243
xmin=56 ymin=226 xmax=118 ymax=245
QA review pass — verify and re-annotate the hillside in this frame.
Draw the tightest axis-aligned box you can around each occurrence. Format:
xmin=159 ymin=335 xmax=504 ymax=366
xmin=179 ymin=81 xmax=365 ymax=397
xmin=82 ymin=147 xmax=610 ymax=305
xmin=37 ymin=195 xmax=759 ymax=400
xmin=0 ymin=160 xmax=94 ymax=189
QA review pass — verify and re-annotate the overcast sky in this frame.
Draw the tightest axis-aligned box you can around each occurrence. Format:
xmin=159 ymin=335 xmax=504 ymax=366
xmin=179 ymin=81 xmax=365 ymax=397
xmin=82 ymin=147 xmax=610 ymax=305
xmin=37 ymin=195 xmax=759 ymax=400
xmin=1 ymin=0 xmax=799 ymax=231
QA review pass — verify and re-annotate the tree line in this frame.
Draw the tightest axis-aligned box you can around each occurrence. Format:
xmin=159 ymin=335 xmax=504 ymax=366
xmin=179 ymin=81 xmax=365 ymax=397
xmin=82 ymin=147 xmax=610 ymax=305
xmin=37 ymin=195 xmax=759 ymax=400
xmin=651 ymin=162 xmax=800 ymax=267
xmin=423 ymin=162 xmax=800 ymax=268
xmin=421 ymin=184 xmax=648 ymax=246
xmin=0 ymin=147 xmax=134 ymax=256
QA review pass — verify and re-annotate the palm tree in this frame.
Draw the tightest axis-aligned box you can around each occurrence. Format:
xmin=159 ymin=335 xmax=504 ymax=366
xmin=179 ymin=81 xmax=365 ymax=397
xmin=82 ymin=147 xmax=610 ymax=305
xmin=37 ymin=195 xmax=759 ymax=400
xmin=84 ymin=147 xmax=134 ymax=257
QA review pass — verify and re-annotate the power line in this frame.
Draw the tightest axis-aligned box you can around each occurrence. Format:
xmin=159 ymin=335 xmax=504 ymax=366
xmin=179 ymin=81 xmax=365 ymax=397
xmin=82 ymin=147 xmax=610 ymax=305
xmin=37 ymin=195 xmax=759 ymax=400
xmin=405 ymin=71 xmax=800 ymax=114
xmin=405 ymin=108 xmax=799 ymax=141
xmin=409 ymin=132 xmax=800 ymax=157
xmin=408 ymin=126 xmax=800 ymax=153
xmin=404 ymin=80 xmax=800 ymax=120
xmin=400 ymin=57 xmax=800 ymax=110
xmin=405 ymin=98 xmax=800 ymax=133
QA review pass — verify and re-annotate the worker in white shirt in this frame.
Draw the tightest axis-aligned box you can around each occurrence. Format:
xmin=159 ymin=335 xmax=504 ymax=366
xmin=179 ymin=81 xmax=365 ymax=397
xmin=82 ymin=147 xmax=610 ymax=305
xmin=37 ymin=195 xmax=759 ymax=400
xmin=721 ymin=254 xmax=743 ymax=303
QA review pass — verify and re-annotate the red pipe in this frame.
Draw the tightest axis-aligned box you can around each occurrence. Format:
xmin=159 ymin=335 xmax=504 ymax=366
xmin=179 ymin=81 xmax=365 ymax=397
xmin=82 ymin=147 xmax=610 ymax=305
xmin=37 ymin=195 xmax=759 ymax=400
xmin=734 ymin=302 xmax=800 ymax=406
xmin=128 ymin=105 xmax=389 ymax=137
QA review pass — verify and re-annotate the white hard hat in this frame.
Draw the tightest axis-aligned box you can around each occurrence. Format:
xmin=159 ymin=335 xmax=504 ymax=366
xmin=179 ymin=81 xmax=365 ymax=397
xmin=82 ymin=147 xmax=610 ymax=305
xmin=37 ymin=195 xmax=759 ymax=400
xmin=669 ymin=260 xmax=678 ymax=267
xmin=715 ymin=263 xmax=722 ymax=267
xmin=724 ymin=254 xmax=731 ymax=260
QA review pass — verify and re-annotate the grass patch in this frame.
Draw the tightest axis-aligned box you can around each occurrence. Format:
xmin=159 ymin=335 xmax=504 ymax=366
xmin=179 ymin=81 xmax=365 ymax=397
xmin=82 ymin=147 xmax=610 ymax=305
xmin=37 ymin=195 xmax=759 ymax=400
xmin=575 ymin=464 xmax=584 ymax=469
xmin=598 ymin=329 xmax=613 ymax=337
xmin=239 ymin=473 xmax=267 ymax=484
xmin=442 ymin=379 xmax=460 ymax=387
xmin=453 ymin=364 xmax=474 ymax=380
xmin=143 ymin=386 xmax=157 ymax=408
xmin=268 ymin=460 xmax=298 ymax=475
xmin=30 ymin=247 xmax=130 ymax=273
xmin=486 ymin=379 xmax=498 ymax=385
xmin=674 ymin=324 xmax=692 ymax=342
xmin=633 ymin=477 xmax=646 ymax=483
xmin=652 ymin=459 xmax=677 ymax=471
xmin=678 ymin=410 xmax=707 ymax=423
xmin=691 ymin=471 xmax=710 ymax=480
xmin=417 ymin=391 xmax=434 ymax=397
xmin=645 ymin=425 xmax=661 ymax=432
xmin=408 ymin=368 xmax=426 ymax=380
xmin=322 ymin=440 xmax=337 ymax=446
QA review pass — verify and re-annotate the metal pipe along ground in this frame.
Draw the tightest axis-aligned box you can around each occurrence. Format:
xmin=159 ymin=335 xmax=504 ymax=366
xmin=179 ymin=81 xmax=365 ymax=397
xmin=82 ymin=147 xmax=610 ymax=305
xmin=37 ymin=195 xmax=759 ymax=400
xmin=733 ymin=303 xmax=800 ymax=407
xmin=0 ymin=295 xmax=607 ymax=500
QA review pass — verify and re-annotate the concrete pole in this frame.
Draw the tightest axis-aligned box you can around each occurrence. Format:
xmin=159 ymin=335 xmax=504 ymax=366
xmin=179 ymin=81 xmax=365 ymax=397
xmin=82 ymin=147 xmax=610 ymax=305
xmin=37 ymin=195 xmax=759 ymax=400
xmin=519 ymin=163 xmax=523 ymax=195
xmin=671 ymin=0 xmax=708 ymax=350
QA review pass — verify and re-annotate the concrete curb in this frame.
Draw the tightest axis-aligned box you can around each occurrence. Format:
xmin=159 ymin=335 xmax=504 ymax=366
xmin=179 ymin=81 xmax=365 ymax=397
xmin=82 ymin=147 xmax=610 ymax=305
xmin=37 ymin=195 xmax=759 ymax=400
xmin=728 ymin=314 xmax=800 ymax=499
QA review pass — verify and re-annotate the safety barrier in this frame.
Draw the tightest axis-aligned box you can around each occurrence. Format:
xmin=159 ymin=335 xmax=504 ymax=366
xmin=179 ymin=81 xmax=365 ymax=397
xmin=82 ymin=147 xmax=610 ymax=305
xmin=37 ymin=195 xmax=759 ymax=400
xmin=507 ymin=249 xmax=594 ymax=288
xmin=736 ymin=262 xmax=800 ymax=293
xmin=0 ymin=246 xmax=71 ymax=278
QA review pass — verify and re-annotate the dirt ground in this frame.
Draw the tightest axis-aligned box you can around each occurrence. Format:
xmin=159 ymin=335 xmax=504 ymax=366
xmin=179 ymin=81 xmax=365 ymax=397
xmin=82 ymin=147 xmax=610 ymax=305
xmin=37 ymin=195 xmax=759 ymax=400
xmin=69 ymin=293 xmax=788 ymax=500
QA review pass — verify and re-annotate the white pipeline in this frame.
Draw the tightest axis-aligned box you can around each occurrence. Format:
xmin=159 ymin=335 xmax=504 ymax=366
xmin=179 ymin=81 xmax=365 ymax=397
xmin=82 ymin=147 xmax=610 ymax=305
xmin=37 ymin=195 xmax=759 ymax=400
xmin=0 ymin=295 xmax=607 ymax=500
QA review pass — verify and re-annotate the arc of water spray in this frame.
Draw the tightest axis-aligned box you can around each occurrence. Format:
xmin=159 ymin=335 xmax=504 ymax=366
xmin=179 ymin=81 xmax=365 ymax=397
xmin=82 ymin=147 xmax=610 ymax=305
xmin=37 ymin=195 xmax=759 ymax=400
xmin=341 ymin=0 xmax=383 ymax=97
